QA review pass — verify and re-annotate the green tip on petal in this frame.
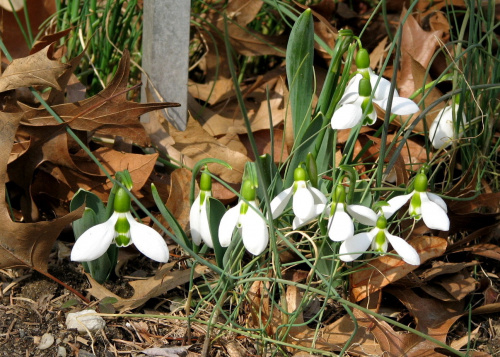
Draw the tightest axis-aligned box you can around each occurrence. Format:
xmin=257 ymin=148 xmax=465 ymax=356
xmin=414 ymin=173 xmax=428 ymax=192
xmin=200 ymin=171 xmax=212 ymax=192
xmin=114 ymin=187 xmax=131 ymax=213
xmin=355 ymin=48 xmax=370 ymax=69
xmin=241 ymin=180 xmax=256 ymax=201
xmin=359 ymin=78 xmax=372 ymax=97
xmin=374 ymin=230 xmax=387 ymax=252
xmin=294 ymin=167 xmax=307 ymax=182
xmin=376 ymin=215 xmax=387 ymax=229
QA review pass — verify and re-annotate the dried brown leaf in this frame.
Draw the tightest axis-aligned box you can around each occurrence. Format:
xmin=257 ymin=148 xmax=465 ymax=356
xmin=350 ymin=236 xmax=447 ymax=302
xmin=87 ymin=262 xmax=208 ymax=312
xmin=0 ymin=110 xmax=83 ymax=271
xmin=0 ymin=45 xmax=70 ymax=93
xmin=20 ymin=50 xmax=179 ymax=146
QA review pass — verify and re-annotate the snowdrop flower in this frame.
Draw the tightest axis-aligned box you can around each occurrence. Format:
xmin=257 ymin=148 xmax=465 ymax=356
xmin=270 ymin=167 xmax=327 ymax=229
xmin=339 ymin=214 xmax=420 ymax=265
xmin=428 ymin=103 xmax=466 ymax=150
xmin=331 ymin=77 xmax=377 ymax=129
xmin=382 ymin=172 xmax=449 ymax=231
xmin=189 ymin=171 xmax=213 ymax=247
xmin=331 ymin=49 xmax=419 ymax=130
xmin=71 ymin=186 xmax=169 ymax=263
xmin=219 ymin=180 xmax=269 ymax=255
xmin=327 ymin=184 xmax=379 ymax=242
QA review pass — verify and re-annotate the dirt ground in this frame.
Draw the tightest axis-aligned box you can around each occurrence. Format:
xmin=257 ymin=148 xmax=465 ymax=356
xmin=1 ymin=242 xmax=500 ymax=357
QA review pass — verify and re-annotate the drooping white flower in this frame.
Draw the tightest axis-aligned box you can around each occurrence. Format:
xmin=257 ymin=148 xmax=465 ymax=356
xmin=428 ymin=103 xmax=466 ymax=150
xmin=71 ymin=187 xmax=169 ymax=263
xmin=331 ymin=48 xmax=419 ymax=130
xmin=331 ymin=77 xmax=377 ymax=129
xmin=270 ymin=167 xmax=327 ymax=229
xmin=218 ymin=180 xmax=269 ymax=255
xmin=382 ymin=172 xmax=449 ymax=231
xmin=338 ymin=214 xmax=420 ymax=265
xmin=189 ymin=171 xmax=213 ymax=247
xmin=326 ymin=185 xmax=379 ymax=242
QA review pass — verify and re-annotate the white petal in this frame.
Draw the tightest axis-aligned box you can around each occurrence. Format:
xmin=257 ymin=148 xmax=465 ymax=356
xmin=293 ymin=187 xmax=315 ymax=220
xmin=426 ymin=192 xmax=448 ymax=213
xmin=386 ymin=96 xmax=419 ymax=115
xmin=292 ymin=203 xmax=325 ymax=229
xmin=383 ymin=192 xmax=414 ymax=219
xmin=218 ymin=203 xmax=241 ymax=247
xmin=71 ymin=213 xmax=118 ymax=262
xmin=331 ymin=104 xmax=363 ymax=129
xmin=385 ymin=232 xmax=420 ymax=265
xmin=338 ymin=231 xmax=375 ymax=262
xmin=128 ymin=214 xmax=169 ymax=263
xmin=199 ymin=203 xmax=213 ymax=247
xmin=189 ymin=196 xmax=203 ymax=246
xmin=241 ymin=204 xmax=269 ymax=255
xmin=429 ymin=106 xmax=455 ymax=149
xmin=370 ymin=74 xmax=392 ymax=101
xmin=346 ymin=205 xmax=377 ymax=225
xmin=270 ymin=187 xmax=293 ymax=218
xmin=327 ymin=206 xmax=354 ymax=242
xmin=420 ymin=193 xmax=450 ymax=231
xmin=308 ymin=186 xmax=327 ymax=205
xmin=341 ymin=73 xmax=362 ymax=105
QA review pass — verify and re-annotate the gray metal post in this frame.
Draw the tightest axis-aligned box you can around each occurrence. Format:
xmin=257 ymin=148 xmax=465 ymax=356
xmin=142 ymin=0 xmax=190 ymax=131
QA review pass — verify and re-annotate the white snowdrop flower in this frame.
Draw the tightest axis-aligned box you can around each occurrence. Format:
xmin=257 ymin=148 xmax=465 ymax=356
xmin=382 ymin=172 xmax=449 ymax=231
xmin=428 ymin=103 xmax=466 ymax=150
xmin=218 ymin=180 xmax=269 ymax=255
xmin=189 ymin=171 xmax=213 ymax=247
xmin=326 ymin=184 xmax=378 ymax=242
xmin=339 ymin=214 xmax=420 ymax=265
xmin=71 ymin=187 xmax=169 ymax=263
xmin=270 ymin=167 xmax=327 ymax=229
xmin=331 ymin=48 xmax=419 ymax=130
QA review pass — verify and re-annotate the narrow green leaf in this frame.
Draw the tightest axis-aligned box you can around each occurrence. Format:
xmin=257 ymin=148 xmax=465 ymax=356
xmin=286 ymin=8 xmax=314 ymax=142
xmin=206 ymin=197 xmax=227 ymax=269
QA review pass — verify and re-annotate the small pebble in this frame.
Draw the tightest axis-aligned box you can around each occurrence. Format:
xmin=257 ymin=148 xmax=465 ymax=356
xmin=38 ymin=333 xmax=55 ymax=350
xmin=77 ymin=350 xmax=96 ymax=357
xmin=66 ymin=309 xmax=106 ymax=333
xmin=57 ymin=346 xmax=67 ymax=357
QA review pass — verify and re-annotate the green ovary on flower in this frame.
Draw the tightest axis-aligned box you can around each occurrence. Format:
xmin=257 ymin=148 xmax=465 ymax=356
xmin=375 ymin=215 xmax=387 ymax=229
xmin=114 ymin=187 xmax=131 ymax=213
xmin=294 ymin=167 xmax=307 ymax=182
xmin=355 ymin=48 xmax=370 ymax=69
xmin=200 ymin=171 xmax=212 ymax=192
xmin=414 ymin=172 xmax=428 ymax=192
xmin=241 ymin=180 xmax=256 ymax=201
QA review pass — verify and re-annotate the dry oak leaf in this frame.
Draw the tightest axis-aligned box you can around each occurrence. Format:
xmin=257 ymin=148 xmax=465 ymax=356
xmin=350 ymin=236 xmax=448 ymax=302
xmin=86 ymin=261 xmax=208 ymax=312
xmin=0 ymin=44 xmax=70 ymax=93
xmin=0 ymin=110 xmax=83 ymax=271
xmin=19 ymin=50 xmax=179 ymax=146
